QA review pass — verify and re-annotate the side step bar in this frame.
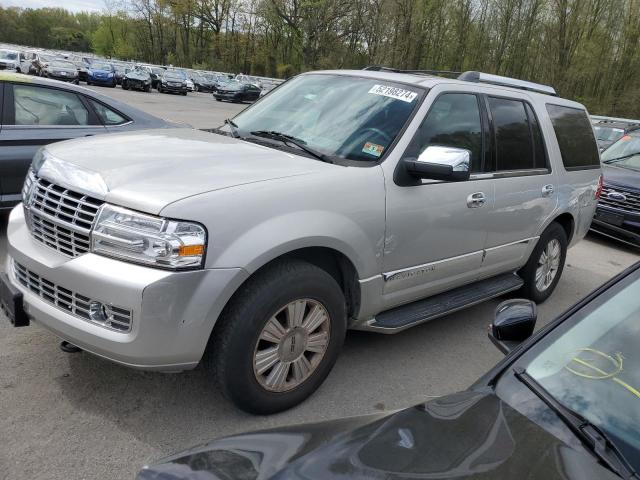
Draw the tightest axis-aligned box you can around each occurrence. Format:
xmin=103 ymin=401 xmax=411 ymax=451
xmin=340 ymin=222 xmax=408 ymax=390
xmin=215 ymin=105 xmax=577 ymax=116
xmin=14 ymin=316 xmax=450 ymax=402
xmin=359 ymin=273 xmax=524 ymax=334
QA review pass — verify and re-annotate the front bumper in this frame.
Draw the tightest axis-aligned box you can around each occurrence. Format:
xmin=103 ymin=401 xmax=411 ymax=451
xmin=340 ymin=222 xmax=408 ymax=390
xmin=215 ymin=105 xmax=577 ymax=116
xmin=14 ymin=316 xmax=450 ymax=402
xmin=591 ymin=205 xmax=640 ymax=247
xmin=47 ymin=73 xmax=78 ymax=82
xmin=89 ymin=76 xmax=115 ymax=85
xmin=6 ymin=207 xmax=248 ymax=370
xmin=214 ymin=92 xmax=241 ymax=101
xmin=161 ymin=83 xmax=187 ymax=93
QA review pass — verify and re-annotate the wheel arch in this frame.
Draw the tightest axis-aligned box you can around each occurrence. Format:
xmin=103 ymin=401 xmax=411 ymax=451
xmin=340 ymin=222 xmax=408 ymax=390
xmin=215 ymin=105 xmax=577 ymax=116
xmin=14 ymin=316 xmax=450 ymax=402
xmin=551 ymin=212 xmax=575 ymax=244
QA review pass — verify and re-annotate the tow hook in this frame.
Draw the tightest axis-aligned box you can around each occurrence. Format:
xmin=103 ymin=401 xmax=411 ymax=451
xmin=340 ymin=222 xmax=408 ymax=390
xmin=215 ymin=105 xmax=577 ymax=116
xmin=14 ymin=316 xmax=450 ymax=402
xmin=60 ymin=341 xmax=82 ymax=353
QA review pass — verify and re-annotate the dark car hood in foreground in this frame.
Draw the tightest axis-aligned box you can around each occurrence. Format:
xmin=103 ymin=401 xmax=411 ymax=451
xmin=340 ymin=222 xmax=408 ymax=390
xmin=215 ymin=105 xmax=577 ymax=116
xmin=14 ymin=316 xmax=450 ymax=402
xmin=603 ymin=164 xmax=640 ymax=191
xmin=137 ymin=391 xmax=616 ymax=480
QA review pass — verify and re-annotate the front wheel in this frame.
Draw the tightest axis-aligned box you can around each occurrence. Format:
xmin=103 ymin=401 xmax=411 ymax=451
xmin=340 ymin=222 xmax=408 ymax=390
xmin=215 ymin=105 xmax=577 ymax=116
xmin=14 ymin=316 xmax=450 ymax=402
xmin=519 ymin=222 xmax=568 ymax=303
xmin=206 ymin=259 xmax=347 ymax=414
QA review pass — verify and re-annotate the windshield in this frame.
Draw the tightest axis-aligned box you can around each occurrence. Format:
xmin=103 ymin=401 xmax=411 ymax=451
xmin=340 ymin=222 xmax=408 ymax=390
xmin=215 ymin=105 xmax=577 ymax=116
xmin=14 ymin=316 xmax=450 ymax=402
xmin=594 ymin=126 xmax=625 ymax=142
xmin=601 ymin=133 xmax=640 ymax=171
xmin=164 ymin=70 xmax=185 ymax=80
xmin=91 ymin=62 xmax=112 ymax=71
xmin=50 ymin=60 xmax=75 ymax=69
xmin=232 ymin=74 xmax=423 ymax=162
xmin=0 ymin=50 xmax=18 ymax=60
xmin=522 ymin=268 xmax=640 ymax=470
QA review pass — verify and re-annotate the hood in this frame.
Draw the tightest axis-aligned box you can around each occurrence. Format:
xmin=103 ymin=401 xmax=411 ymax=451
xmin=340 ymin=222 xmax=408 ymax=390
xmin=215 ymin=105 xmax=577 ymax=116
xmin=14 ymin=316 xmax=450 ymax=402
xmin=50 ymin=66 xmax=77 ymax=74
xmin=137 ymin=391 xmax=616 ymax=480
xmin=220 ymin=83 xmax=242 ymax=91
xmin=40 ymin=128 xmax=325 ymax=214
xmin=90 ymin=68 xmax=112 ymax=74
xmin=602 ymin=163 xmax=640 ymax=191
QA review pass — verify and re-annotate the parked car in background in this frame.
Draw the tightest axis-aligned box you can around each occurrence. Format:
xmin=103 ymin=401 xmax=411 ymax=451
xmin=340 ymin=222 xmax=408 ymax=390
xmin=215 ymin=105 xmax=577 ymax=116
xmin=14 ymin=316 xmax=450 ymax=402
xmin=86 ymin=61 xmax=116 ymax=87
xmin=121 ymin=67 xmax=152 ymax=92
xmin=592 ymin=128 xmax=640 ymax=247
xmin=113 ymin=63 xmax=129 ymax=85
xmin=33 ymin=53 xmax=55 ymax=76
xmin=211 ymin=74 xmax=231 ymax=92
xmin=137 ymin=261 xmax=640 ymax=480
xmin=213 ymin=80 xmax=262 ymax=102
xmin=592 ymin=116 xmax=640 ymax=151
xmin=0 ymin=69 xmax=600 ymax=415
xmin=0 ymin=49 xmax=20 ymax=71
xmin=191 ymin=72 xmax=216 ymax=92
xmin=0 ymin=72 xmax=173 ymax=210
xmin=17 ymin=50 xmax=38 ymax=74
xmin=158 ymin=69 xmax=188 ymax=95
xmin=139 ymin=65 xmax=165 ymax=89
xmin=41 ymin=59 xmax=79 ymax=84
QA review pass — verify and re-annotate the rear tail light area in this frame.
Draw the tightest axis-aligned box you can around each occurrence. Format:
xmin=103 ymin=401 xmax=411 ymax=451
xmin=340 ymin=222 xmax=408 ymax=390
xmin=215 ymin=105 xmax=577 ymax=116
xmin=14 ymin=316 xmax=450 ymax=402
xmin=595 ymin=174 xmax=604 ymax=199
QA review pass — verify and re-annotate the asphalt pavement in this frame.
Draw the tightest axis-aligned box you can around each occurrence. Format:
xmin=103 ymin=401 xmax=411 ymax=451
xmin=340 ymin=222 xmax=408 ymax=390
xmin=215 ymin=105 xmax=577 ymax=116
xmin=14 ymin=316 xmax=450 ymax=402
xmin=0 ymin=85 xmax=638 ymax=480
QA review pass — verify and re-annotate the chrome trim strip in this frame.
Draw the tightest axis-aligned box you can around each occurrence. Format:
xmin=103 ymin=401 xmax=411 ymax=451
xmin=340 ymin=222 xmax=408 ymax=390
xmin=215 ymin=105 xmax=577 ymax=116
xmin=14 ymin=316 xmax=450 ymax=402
xmin=470 ymin=169 xmax=550 ymax=180
xmin=484 ymin=236 xmax=539 ymax=252
xmin=383 ymin=250 xmax=481 ymax=282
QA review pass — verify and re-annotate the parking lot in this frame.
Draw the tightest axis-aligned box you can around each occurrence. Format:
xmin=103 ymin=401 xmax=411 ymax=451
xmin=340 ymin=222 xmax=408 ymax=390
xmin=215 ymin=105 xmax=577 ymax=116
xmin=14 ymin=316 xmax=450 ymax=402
xmin=0 ymin=85 xmax=638 ymax=480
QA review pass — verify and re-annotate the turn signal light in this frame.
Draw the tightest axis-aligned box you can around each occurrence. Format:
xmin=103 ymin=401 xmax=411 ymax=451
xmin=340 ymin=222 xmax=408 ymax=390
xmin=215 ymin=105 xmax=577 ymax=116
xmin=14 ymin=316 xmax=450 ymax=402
xmin=179 ymin=245 xmax=205 ymax=256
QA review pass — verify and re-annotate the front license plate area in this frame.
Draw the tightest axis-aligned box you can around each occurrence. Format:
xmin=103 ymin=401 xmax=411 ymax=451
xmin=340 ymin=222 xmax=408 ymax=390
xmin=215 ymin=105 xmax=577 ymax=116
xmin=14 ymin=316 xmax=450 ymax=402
xmin=596 ymin=208 xmax=624 ymax=227
xmin=0 ymin=272 xmax=29 ymax=327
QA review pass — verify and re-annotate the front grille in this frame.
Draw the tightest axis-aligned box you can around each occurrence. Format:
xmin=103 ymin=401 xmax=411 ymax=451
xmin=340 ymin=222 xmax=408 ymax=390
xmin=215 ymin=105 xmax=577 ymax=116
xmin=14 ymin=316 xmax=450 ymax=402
xmin=599 ymin=184 xmax=640 ymax=214
xmin=27 ymin=175 xmax=104 ymax=257
xmin=12 ymin=261 xmax=132 ymax=332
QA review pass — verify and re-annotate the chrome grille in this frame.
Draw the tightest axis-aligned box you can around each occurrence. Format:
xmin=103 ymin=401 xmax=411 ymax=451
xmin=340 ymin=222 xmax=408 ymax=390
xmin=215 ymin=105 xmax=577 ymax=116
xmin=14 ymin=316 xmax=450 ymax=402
xmin=599 ymin=184 xmax=640 ymax=214
xmin=12 ymin=261 xmax=132 ymax=332
xmin=27 ymin=175 xmax=104 ymax=257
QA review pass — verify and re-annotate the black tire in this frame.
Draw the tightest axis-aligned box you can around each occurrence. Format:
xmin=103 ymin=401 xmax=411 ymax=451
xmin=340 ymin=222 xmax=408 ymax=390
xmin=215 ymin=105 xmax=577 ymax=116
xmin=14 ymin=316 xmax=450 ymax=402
xmin=205 ymin=259 xmax=347 ymax=414
xmin=215 ymin=98 xmax=222 ymax=101
xmin=518 ymin=222 xmax=568 ymax=303
xmin=144 ymin=85 xmax=151 ymax=92
xmin=122 ymin=81 xmax=129 ymax=90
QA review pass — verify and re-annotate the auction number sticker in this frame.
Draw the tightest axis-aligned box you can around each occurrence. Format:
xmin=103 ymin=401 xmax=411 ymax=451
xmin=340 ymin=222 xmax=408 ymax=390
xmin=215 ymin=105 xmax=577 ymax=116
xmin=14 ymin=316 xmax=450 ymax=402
xmin=362 ymin=142 xmax=385 ymax=157
xmin=368 ymin=84 xmax=417 ymax=103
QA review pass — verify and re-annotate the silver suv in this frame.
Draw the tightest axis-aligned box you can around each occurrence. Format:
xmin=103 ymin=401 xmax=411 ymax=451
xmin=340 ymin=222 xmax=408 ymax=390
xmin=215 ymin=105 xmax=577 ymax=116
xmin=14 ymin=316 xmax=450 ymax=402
xmin=1 ymin=69 xmax=602 ymax=414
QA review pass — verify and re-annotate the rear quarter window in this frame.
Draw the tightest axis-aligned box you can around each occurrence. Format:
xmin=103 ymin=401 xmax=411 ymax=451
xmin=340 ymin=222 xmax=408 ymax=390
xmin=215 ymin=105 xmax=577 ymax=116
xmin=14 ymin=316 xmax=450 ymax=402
xmin=546 ymin=104 xmax=600 ymax=170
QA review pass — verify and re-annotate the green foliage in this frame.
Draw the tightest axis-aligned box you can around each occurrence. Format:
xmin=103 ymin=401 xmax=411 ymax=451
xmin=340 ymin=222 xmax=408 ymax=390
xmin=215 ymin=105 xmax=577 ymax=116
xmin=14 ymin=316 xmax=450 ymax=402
xmin=1 ymin=0 xmax=640 ymax=115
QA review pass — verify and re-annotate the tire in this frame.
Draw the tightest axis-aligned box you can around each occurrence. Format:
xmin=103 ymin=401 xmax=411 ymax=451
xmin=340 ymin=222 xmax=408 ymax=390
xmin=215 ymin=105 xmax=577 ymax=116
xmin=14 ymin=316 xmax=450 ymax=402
xmin=182 ymin=91 xmax=187 ymax=96
xmin=216 ymin=98 xmax=222 ymax=101
xmin=122 ymin=81 xmax=128 ymax=90
xmin=144 ymin=85 xmax=151 ymax=92
xmin=205 ymin=259 xmax=347 ymax=414
xmin=518 ymin=222 xmax=568 ymax=303
xmin=87 ymin=81 xmax=91 ymax=86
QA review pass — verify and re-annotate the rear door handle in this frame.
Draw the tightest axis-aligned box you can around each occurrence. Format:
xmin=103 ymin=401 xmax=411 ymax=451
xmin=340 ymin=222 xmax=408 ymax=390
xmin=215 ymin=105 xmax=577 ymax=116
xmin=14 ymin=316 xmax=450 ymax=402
xmin=467 ymin=192 xmax=486 ymax=208
xmin=542 ymin=184 xmax=554 ymax=197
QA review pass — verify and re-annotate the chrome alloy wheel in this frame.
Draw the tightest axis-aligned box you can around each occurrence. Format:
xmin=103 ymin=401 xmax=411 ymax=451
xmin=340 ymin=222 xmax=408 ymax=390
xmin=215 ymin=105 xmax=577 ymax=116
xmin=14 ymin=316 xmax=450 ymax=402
xmin=535 ymin=238 xmax=561 ymax=292
xmin=253 ymin=299 xmax=331 ymax=392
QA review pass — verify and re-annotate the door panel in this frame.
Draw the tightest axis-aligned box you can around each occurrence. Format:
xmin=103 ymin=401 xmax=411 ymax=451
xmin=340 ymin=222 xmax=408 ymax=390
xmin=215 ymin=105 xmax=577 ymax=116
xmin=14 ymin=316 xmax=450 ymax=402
xmin=381 ymin=89 xmax=494 ymax=308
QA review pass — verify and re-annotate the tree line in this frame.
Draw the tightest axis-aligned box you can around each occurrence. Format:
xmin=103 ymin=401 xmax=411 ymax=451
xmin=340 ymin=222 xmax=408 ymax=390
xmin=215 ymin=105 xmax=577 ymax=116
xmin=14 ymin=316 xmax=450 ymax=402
xmin=1 ymin=0 xmax=639 ymax=117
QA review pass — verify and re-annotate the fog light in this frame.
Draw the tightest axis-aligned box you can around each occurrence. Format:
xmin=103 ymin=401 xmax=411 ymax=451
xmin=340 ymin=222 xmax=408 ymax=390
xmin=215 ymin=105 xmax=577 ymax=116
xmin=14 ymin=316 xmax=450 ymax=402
xmin=89 ymin=301 xmax=109 ymax=323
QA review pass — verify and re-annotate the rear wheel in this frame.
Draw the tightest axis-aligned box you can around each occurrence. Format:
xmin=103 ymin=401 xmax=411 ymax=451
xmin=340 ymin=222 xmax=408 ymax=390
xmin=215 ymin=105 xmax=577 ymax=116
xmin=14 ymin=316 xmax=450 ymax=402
xmin=122 ymin=81 xmax=129 ymax=90
xmin=206 ymin=259 xmax=347 ymax=414
xmin=519 ymin=222 xmax=567 ymax=303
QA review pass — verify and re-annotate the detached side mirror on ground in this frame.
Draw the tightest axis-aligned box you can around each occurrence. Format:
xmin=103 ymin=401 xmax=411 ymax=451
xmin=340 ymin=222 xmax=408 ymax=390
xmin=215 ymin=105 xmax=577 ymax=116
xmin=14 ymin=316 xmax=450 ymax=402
xmin=404 ymin=146 xmax=471 ymax=181
xmin=489 ymin=299 xmax=537 ymax=354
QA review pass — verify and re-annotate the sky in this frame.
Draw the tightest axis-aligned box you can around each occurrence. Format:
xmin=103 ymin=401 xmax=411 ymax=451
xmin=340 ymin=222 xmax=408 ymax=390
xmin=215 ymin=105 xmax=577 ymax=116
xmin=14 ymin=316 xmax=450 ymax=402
xmin=1 ymin=0 xmax=104 ymax=13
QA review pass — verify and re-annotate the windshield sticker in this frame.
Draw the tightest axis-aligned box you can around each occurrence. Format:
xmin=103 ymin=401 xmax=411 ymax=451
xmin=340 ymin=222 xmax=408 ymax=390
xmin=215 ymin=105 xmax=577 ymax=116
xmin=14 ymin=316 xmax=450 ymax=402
xmin=362 ymin=142 xmax=385 ymax=157
xmin=368 ymin=84 xmax=417 ymax=103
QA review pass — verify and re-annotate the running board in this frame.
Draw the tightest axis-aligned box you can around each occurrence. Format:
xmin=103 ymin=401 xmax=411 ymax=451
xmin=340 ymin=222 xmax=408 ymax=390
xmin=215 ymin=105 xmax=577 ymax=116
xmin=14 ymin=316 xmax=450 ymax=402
xmin=359 ymin=273 xmax=524 ymax=334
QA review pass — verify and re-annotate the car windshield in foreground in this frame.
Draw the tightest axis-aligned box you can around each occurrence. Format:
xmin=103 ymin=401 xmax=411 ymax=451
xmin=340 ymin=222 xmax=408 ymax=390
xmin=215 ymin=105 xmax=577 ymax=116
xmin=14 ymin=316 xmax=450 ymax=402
xmin=601 ymin=133 xmax=640 ymax=171
xmin=0 ymin=50 xmax=18 ymax=60
xmin=521 ymin=267 xmax=640 ymax=472
xmin=232 ymin=73 xmax=423 ymax=162
xmin=91 ymin=62 xmax=112 ymax=71
xmin=594 ymin=126 xmax=625 ymax=142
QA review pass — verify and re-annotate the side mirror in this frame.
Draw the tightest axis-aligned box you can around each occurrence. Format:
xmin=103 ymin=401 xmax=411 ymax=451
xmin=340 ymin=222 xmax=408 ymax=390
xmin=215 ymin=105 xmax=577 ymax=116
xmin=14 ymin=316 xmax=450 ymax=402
xmin=404 ymin=146 xmax=471 ymax=182
xmin=489 ymin=299 xmax=537 ymax=355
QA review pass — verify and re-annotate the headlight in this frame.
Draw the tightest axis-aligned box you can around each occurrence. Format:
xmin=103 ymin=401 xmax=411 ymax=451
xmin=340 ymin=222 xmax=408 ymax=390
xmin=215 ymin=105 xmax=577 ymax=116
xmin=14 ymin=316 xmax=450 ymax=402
xmin=92 ymin=204 xmax=207 ymax=270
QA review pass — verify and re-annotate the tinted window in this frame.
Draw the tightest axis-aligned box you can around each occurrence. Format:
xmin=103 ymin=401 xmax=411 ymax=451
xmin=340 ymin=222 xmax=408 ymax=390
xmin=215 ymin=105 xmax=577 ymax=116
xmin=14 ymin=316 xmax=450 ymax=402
xmin=405 ymin=93 xmax=483 ymax=171
xmin=13 ymin=85 xmax=90 ymax=126
xmin=89 ymin=99 xmax=127 ymax=126
xmin=526 ymin=103 xmax=547 ymax=169
xmin=488 ymin=97 xmax=534 ymax=170
xmin=546 ymin=104 xmax=600 ymax=169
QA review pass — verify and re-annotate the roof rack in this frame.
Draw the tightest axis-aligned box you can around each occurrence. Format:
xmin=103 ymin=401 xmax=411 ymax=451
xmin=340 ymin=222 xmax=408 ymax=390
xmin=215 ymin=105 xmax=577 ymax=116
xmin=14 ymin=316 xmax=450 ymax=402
xmin=458 ymin=71 xmax=557 ymax=96
xmin=363 ymin=65 xmax=462 ymax=78
xmin=590 ymin=115 xmax=640 ymax=125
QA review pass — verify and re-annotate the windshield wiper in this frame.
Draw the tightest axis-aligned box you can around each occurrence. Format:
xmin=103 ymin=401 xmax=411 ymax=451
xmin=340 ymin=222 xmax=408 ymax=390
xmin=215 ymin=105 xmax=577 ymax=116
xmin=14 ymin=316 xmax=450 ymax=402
xmin=250 ymin=130 xmax=334 ymax=164
xmin=603 ymin=153 xmax=640 ymax=164
xmin=225 ymin=118 xmax=240 ymax=138
xmin=514 ymin=368 xmax=636 ymax=479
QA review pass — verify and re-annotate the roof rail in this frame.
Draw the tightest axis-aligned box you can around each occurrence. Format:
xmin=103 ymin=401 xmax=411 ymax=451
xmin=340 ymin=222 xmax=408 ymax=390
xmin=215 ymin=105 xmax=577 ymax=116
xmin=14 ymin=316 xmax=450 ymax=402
xmin=591 ymin=114 xmax=640 ymax=125
xmin=363 ymin=65 xmax=462 ymax=78
xmin=458 ymin=71 xmax=557 ymax=96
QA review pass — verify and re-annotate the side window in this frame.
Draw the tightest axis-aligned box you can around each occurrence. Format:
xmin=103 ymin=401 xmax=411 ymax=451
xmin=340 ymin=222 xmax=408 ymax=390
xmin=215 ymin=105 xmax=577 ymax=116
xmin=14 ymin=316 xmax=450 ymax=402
xmin=526 ymin=103 xmax=547 ymax=169
xmin=546 ymin=104 xmax=600 ymax=170
xmin=12 ymin=84 xmax=90 ymax=126
xmin=88 ymin=99 xmax=128 ymax=126
xmin=488 ymin=97 xmax=534 ymax=171
xmin=406 ymin=93 xmax=483 ymax=171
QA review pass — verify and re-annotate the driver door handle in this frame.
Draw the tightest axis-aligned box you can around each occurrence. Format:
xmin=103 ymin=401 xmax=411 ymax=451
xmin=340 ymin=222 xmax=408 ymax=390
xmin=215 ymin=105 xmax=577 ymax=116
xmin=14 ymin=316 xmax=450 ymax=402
xmin=467 ymin=192 xmax=486 ymax=208
xmin=542 ymin=184 xmax=554 ymax=197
